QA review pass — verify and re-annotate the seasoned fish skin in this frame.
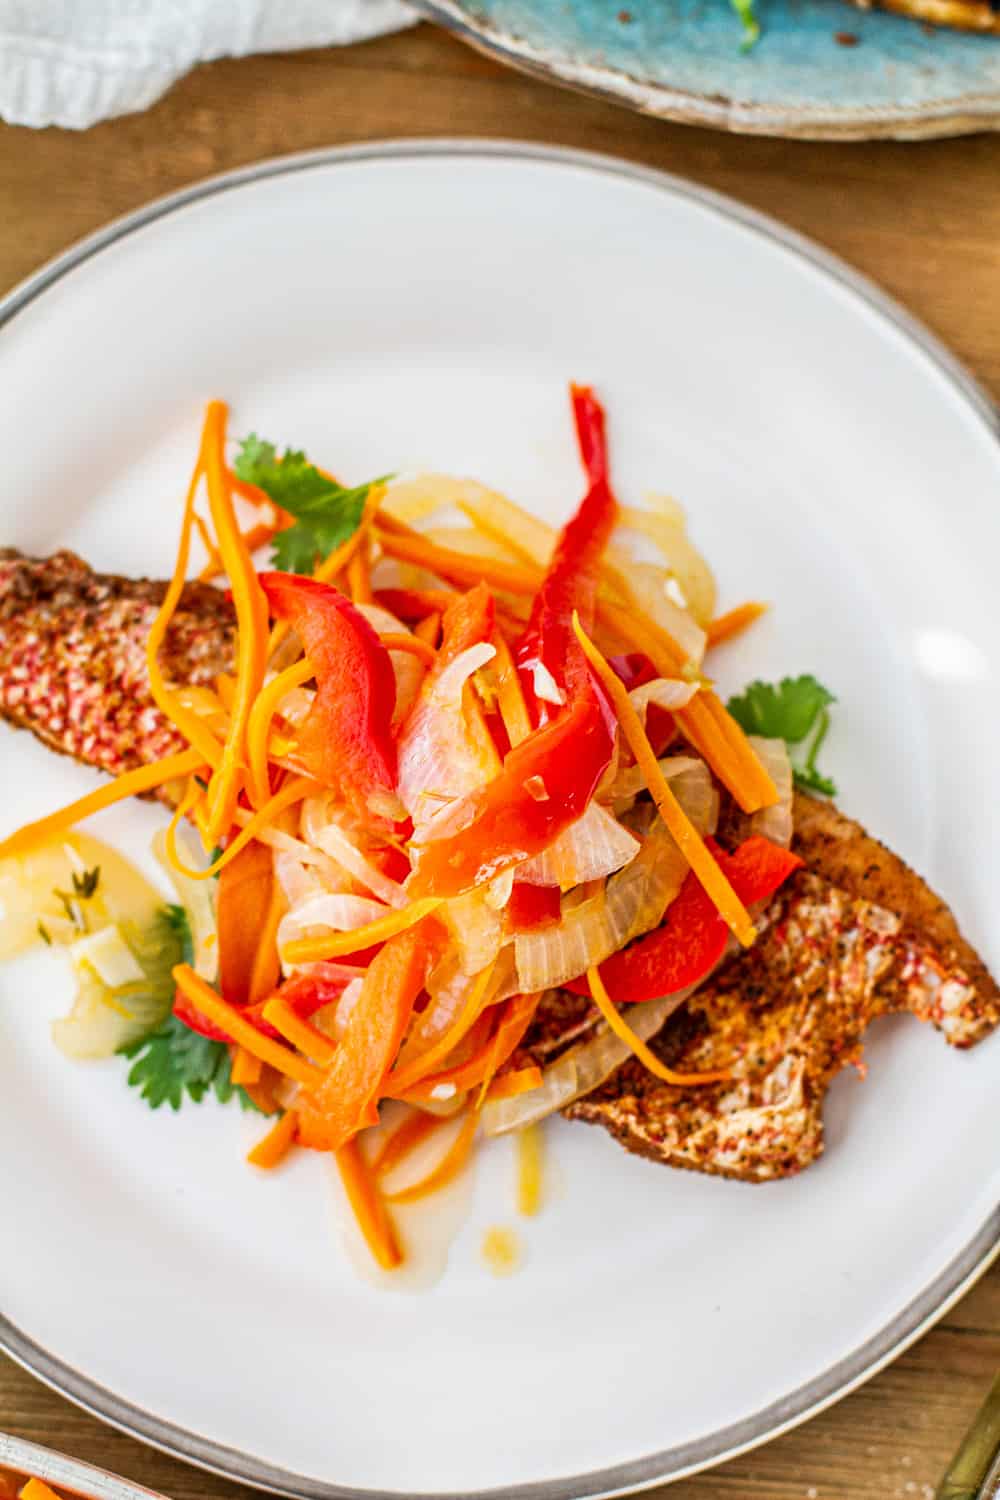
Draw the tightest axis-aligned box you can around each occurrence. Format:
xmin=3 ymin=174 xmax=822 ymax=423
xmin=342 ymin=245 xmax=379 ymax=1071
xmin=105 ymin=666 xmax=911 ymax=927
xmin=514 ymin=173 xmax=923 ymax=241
xmin=0 ymin=549 xmax=235 ymax=781
xmin=565 ymin=862 xmax=998 ymax=1182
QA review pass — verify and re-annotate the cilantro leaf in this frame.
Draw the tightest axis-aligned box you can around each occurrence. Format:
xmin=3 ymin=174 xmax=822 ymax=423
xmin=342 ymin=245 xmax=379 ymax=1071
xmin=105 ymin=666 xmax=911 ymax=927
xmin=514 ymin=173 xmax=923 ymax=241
xmin=727 ymin=675 xmax=835 ymax=744
xmin=728 ymin=674 xmax=838 ymax=798
xmin=233 ymin=434 xmax=387 ymax=576
xmin=118 ymin=906 xmax=260 ymax=1112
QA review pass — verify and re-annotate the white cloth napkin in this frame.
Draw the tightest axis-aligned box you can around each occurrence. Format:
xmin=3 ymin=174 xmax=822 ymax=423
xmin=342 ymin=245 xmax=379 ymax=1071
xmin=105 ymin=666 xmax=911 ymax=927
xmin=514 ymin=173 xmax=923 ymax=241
xmin=0 ymin=1 xmax=417 ymax=129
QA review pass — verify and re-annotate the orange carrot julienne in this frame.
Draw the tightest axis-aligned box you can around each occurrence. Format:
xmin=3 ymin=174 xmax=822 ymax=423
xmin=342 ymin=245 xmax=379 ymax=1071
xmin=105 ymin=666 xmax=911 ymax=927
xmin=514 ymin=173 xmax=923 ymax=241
xmin=20 ymin=1480 xmax=63 ymax=1500
xmin=230 ymin=1046 xmax=263 ymax=1086
xmin=335 ymin=1138 xmax=403 ymax=1270
xmin=247 ymin=1108 xmax=299 ymax=1169
xmin=374 ymin=525 xmax=543 ymax=597
xmin=261 ymin=995 xmax=337 ymax=1064
xmin=172 ymin=966 xmax=324 ymax=1088
xmin=201 ymin=400 xmax=270 ymax=845
xmin=586 ymin=964 xmax=731 ymax=1086
xmin=245 ymin=655 xmax=315 ymax=807
xmin=240 ymin=1076 xmax=281 ymax=1116
xmin=281 ymin=895 xmax=443 ymax=965
xmin=383 ymin=1110 xmax=478 ymax=1205
xmin=706 ymin=601 xmax=768 ymax=648
xmin=573 ymin=614 xmax=756 ymax=948
xmin=380 ymin=631 xmax=438 ymax=667
xmin=486 ymin=1065 xmax=543 ymax=1102
xmin=370 ymin=1109 xmax=447 ymax=1177
xmin=347 ymin=536 xmax=373 ymax=604
xmin=413 ymin=611 xmax=442 ymax=648
xmin=0 ymin=747 xmax=206 ymax=859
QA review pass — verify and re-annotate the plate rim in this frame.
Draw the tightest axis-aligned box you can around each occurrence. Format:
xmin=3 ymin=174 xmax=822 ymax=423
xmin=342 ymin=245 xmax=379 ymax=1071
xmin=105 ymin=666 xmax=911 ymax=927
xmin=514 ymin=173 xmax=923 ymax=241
xmin=1 ymin=137 xmax=999 ymax=1500
xmin=410 ymin=0 xmax=1000 ymax=141
xmin=0 ymin=1433 xmax=168 ymax=1500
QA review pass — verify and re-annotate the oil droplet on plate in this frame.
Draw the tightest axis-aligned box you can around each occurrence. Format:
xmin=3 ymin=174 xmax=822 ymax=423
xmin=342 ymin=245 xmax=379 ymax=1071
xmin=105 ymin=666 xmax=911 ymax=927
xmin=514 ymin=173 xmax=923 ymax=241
xmin=481 ymin=1225 xmax=521 ymax=1277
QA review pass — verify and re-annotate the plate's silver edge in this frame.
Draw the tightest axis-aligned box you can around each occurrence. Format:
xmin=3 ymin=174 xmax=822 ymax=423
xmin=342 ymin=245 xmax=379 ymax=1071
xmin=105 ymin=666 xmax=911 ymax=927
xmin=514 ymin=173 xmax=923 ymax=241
xmin=409 ymin=0 xmax=1000 ymax=141
xmin=1 ymin=139 xmax=998 ymax=1500
xmin=0 ymin=1432 xmax=168 ymax=1500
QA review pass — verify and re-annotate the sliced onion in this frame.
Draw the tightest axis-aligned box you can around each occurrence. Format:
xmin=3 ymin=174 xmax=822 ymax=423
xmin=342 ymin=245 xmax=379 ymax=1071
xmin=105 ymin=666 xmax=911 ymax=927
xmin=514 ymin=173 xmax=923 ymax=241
xmin=277 ymin=892 xmax=387 ymax=957
xmin=610 ymin=752 xmax=705 ymax=813
xmin=615 ymin=499 xmax=718 ymax=627
xmin=481 ymin=987 xmax=697 ymax=1136
xmin=625 ymin=562 xmax=707 ymax=667
xmin=313 ymin=819 xmax=407 ymax=909
xmin=628 ymin=677 xmax=699 ymax=720
xmin=397 ymin=640 xmax=500 ymax=835
xmin=513 ymin=759 xmax=715 ymax=994
xmin=515 ymin=802 xmax=640 ymax=890
xmin=441 ymin=886 xmax=505 ymax=975
xmin=424 ymin=524 xmax=527 ymax=565
xmin=748 ymin=736 xmax=794 ymax=849
xmin=152 ymin=824 xmax=218 ymax=982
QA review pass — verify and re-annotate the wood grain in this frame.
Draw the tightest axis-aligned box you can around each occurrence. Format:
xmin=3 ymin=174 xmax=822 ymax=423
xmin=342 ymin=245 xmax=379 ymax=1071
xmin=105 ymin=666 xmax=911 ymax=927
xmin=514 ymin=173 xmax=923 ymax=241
xmin=1 ymin=23 xmax=999 ymax=1500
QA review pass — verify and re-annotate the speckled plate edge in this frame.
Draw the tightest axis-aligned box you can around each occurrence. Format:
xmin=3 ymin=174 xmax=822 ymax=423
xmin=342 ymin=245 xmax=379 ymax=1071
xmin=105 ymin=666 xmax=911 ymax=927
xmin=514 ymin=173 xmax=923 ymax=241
xmin=1 ymin=139 xmax=998 ymax=1500
xmin=0 ymin=1433 xmax=167 ymax=1500
xmin=411 ymin=0 xmax=1000 ymax=139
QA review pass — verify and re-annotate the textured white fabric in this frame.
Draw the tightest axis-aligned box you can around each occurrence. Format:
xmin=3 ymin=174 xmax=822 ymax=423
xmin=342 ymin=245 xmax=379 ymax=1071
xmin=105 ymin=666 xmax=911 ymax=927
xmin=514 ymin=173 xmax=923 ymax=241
xmin=0 ymin=0 xmax=417 ymax=129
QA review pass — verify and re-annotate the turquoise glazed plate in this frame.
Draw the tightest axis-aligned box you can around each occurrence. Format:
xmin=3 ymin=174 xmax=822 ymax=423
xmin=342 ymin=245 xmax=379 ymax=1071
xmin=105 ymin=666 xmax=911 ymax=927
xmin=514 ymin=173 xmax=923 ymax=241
xmin=413 ymin=0 xmax=1000 ymax=137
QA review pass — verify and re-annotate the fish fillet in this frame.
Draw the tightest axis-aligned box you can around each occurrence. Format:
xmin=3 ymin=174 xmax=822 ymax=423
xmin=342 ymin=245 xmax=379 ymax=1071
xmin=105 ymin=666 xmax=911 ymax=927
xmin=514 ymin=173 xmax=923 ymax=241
xmin=2 ymin=550 xmax=997 ymax=1184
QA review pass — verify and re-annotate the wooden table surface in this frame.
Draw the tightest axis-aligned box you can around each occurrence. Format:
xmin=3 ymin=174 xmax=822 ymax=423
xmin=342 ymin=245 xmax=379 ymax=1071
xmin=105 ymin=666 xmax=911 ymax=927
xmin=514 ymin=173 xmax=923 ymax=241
xmin=2 ymin=22 xmax=1000 ymax=1500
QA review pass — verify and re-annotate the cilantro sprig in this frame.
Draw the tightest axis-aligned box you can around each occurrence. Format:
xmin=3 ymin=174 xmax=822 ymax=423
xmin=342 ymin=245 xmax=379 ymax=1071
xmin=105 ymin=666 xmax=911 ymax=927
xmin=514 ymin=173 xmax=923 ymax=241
xmin=233 ymin=435 xmax=388 ymax=575
xmin=117 ymin=906 xmax=260 ymax=1112
xmin=727 ymin=674 xmax=838 ymax=797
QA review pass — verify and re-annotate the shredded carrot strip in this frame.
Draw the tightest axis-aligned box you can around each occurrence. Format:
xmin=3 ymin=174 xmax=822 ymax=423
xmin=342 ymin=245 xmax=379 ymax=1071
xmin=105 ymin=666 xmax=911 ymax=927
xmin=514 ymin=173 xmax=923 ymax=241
xmin=516 ymin=1123 xmax=544 ymax=1217
xmin=248 ymin=878 xmax=286 ymax=1005
xmin=166 ymin=775 xmax=319 ymax=881
xmin=201 ymin=401 xmax=270 ymax=844
xmin=199 ymin=522 xmax=281 ymax=582
xmin=0 ymin=747 xmax=206 ymax=859
xmin=388 ymin=960 xmax=498 ymax=1094
xmin=173 ymin=965 xmax=324 ymax=1087
xmin=370 ymin=1109 xmax=446 ymax=1177
xmin=374 ymin=525 xmax=543 ymax=597
xmin=267 ymin=483 xmax=385 ymax=659
xmin=215 ymin=673 xmax=237 ymax=712
xmin=193 ymin=511 xmax=223 ymax=580
xmin=586 ymin=965 xmax=731 ymax=1085
xmin=489 ymin=629 xmax=532 ymax=747
xmin=347 ymin=535 xmax=372 ymax=604
xmin=262 ymin=995 xmax=337 ymax=1064
xmin=413 ymin=611 xmax=441 ymax=648
xmin=597 ymin=598 xmax=776 ymax=814
xmin=335 ymin=1138 xmax=403 ymax=1270
xmin=486 ymin=1065 xmax=543 ymax=1102
xmin=573 ymin=615 xmax=756 ymax=947
xmin=144 ymin=426 xmax=226 ymax=770
xmin=383 ymin=1110 xmax=478 ymax=1204
xmin=379 ymin=631 xmax=437 ymax=668
xmin=231 ymin=1046 xmax=263 ymax=1086
xmin=241 ymin=1075 xmax=281 ymax=1115
xmin=245 ymin=657 xmax=315 ymax=807
xmin=281 ymin=896 xmax=444 ymax=965
xmin=247 ymin=1108 xmax=298 ymax=1169
xmin=706 ymin=601 xmax=768 ymax=648
xmin=20 ymin=1480 xmax=63 ymax=1500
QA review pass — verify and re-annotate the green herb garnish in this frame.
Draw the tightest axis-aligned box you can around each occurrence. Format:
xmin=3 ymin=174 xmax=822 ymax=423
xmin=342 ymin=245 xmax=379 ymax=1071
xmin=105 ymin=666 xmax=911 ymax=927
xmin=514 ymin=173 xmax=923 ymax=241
xmin=118 ymin=906 xmax=260 ymax=1112
xmin=727 ymin=674 xmax=838 ymax=797
xmin=233 ymin=434 xmax=388 ymax=575
xmin=730 ymin=0 xmax=761 ymax=49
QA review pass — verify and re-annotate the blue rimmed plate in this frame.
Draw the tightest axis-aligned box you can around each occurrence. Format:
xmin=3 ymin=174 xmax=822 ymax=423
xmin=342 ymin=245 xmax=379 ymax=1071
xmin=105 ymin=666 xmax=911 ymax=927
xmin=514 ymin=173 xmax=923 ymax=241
xmin=414 ymin=0 xmax=1000 ymax=138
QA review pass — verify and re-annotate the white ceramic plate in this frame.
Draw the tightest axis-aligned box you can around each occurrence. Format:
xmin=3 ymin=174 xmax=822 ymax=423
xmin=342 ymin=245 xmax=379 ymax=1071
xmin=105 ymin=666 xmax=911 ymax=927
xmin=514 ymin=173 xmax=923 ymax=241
xmin=2 ymin=142 xmax=1000 ymax=1500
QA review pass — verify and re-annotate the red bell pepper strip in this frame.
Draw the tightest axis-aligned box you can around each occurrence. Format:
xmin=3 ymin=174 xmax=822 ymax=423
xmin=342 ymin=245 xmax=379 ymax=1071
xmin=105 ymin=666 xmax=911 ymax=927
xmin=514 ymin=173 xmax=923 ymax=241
xmin=296 ymin=916 xmax=446 ymax=1151
xmin=409 ymin=389 xmax=620 ymax=898
xmin=408 ymin=682 xmax=616 ymax=897
xmin=172 ymin=989 xmax=231 ymax=1041
xmin=258 ymin=572 xmax=397 ymax=815
xmin=508 ymin=881 xmax=562 ymax=933
xmin=567 ymin=835 xmax=803 ymax=1004
xmin=516 ymin=385 xmax=619 ymax=722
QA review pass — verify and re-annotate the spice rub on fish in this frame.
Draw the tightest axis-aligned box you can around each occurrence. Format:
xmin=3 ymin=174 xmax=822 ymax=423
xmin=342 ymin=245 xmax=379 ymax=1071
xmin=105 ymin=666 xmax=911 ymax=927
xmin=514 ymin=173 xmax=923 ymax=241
xmin=2 ymin=552 xmax=997 ymax=1186
xmin=562 ymin=795 xmax=1000 ymax=1181
xmin=0 ymin=549 xmax=235 ymax=779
